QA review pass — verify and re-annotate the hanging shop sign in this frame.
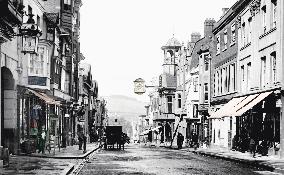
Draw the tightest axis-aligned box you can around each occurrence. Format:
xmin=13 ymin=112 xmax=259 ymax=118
xmin=22 ymin=35 xmax=38 ymax=53
xmin=19 ymin=14 xmax=42 ymax=54
xmin=134 ymin=78 xmax=146 ymax=95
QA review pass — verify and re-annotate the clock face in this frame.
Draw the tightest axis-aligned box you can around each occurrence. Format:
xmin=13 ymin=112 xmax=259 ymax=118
xmin=134 ymin=80 xmax=146 ymax=94
xmin=165 ymin=57 xmax=170 ymax=64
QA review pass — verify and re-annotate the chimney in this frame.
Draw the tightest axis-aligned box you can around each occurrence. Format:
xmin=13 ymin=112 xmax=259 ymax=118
xmin=222 ymin=8 xmax=229 ymax=16
xmin=204 ymin=18 xmax=216 ymax=38
xmin=191 ymin=32 xmax=201 ymax=43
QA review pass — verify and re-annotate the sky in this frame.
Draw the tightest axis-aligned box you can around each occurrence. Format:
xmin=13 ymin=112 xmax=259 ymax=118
xmin=80 ymin=0 xmax=237 ymax=102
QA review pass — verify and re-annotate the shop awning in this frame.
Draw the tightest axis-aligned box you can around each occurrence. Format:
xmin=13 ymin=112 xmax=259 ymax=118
xmin=27 ymin=89 xmax=61 ymax=105
xmin=234 ymin=91 xmax=273 ymax=116
xmin=39 ymin=92 xmax=61 ymax=106
xmin=230 ymin=94 xmax=258 ymax=115
xmin=210 ymin=96 xmax=245 ymax=119
xmin=210 ymin=91 xmax=273 ymax=118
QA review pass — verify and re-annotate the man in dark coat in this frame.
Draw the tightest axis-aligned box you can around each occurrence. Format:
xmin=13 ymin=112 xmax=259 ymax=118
xmin=177 ymin=132 xmax=184 ymax=149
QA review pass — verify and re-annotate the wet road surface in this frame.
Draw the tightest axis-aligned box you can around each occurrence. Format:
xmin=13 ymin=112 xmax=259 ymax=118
xmin=78 ymin=144 xmax=280 ymax=175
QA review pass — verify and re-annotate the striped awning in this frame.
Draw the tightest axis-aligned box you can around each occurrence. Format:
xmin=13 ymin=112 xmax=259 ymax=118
xmin=210 ymin=91 xmax=273 ymax=118
xmin=28 ymin=89 xmax=61 ymax=105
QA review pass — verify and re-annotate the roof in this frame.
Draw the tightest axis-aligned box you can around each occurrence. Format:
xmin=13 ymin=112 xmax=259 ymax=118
xmin=161 ymin=36 xmax=182 ymax=50
xmin=189 ymin=37 xmax=205 ymax=70
xmin=165 ymin=36 xmax=181 ymax=47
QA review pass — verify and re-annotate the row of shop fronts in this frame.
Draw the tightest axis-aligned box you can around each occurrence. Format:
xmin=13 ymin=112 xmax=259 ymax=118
xmin=138 ymin=0 xmax=284 ymax=158
xmin=0 ymin=0 xmax=107 ymax=156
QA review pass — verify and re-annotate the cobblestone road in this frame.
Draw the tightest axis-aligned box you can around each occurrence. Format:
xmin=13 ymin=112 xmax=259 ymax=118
xmin=77 ymin=144 xmax=281 ymax=175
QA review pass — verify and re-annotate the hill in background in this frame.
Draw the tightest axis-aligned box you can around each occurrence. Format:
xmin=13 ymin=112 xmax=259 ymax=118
xmin=104 ymin=95 xmax=147 ymax=123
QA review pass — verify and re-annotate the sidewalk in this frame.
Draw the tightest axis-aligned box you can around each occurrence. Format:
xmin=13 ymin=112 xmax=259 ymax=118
xmin=186 ymin=147 xmax=284 ymax=174
xmin=1 ymin=155 xmax=76 ymax=175
xmin=20 ymin=142 xmax=100 ymax=159
xmin=0 ymin=142 xmax=100 ymax=175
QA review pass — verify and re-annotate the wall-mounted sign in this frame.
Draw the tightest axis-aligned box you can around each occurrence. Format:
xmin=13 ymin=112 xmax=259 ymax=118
xmin=28 ymin=76 xmax=47 ymax=86
xmin=22 ymin=35 xmax=38 ymax=54
xmin=134 ymin=78 xmax=146 ymax=95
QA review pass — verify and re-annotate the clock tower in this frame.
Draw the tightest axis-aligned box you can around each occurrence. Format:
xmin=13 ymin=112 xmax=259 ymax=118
xmin=161 ymin=35 xmax=181 ymax=76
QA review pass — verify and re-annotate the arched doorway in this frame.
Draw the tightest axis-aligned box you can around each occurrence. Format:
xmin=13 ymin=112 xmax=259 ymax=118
xmin=1 ymin=67 xmax=16 ymax=153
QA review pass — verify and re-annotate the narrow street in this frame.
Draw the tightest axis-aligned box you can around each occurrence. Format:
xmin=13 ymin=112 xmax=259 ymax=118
xmin=76 ymin=144 xmax=278 ymax=175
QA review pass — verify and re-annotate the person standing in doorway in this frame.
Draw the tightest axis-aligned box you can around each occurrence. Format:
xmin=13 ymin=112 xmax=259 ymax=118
xmin=38 ymin=127 xmax=46 ymax=154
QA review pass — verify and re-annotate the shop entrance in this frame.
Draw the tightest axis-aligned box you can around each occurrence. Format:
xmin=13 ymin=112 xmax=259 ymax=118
xmin=1 ymin=67 xmax=16 ymax=153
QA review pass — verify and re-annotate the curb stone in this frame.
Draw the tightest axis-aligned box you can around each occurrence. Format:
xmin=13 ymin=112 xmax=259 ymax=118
xmin=190 ymin=150 xmax=281 ymax=173
xmin=18 ymin=145 xmax=100 ymax=159
xmin=62 ymin=163 xmax=75 ymax=175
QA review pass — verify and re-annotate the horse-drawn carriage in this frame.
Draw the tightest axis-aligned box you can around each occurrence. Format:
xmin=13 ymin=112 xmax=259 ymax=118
xmin=103 ymin=126 xmax=129 ymax=150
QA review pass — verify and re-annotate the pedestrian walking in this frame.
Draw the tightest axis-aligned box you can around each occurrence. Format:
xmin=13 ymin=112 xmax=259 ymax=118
xmin=249 ymin=137 xmax=256 ymax=158
xmin=192 ymin=132 xmax=198 ymax=150
xmin=83 ymin=134 xmax=87 ymax=153
xmin=78 ymin=131 xmax=83 ymax=150
xmin=177 ymin=132 xmax=184 ymax=149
